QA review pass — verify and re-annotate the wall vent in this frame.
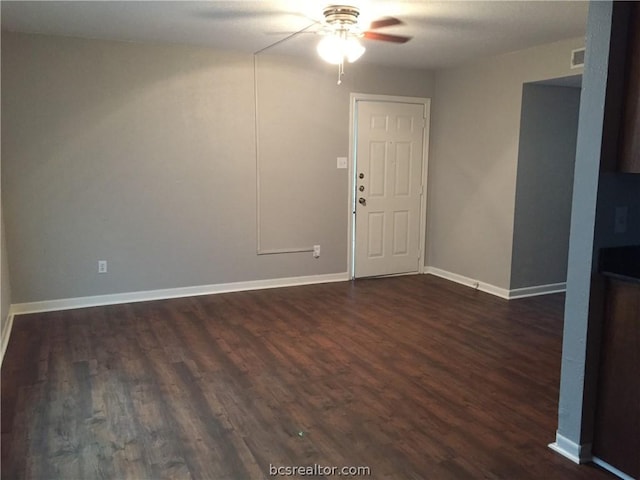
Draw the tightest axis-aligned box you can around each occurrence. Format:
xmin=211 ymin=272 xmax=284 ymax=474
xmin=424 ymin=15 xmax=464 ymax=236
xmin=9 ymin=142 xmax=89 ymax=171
xmin=571 ymin=48 xmax=585 ymax=69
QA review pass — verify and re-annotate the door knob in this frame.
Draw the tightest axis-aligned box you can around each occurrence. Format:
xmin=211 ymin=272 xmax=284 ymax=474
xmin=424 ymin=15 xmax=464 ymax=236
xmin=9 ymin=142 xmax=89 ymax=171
xmin=358 ymin=197 xmax=366 ymax=206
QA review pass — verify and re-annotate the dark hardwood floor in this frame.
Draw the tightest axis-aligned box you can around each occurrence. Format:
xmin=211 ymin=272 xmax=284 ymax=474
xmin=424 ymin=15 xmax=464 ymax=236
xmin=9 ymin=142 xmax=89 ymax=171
xmin=1 ymin=275 xmax=611 ymax=479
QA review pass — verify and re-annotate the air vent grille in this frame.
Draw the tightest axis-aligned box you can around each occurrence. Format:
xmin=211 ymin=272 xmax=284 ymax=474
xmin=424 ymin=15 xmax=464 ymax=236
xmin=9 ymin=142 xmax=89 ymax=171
xmin=571 ymin=48 xmax=585 ymax=69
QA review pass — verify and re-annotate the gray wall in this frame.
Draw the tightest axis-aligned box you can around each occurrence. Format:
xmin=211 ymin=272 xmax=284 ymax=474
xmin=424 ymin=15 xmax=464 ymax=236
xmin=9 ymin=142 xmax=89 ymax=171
xmin=428 ymin=37 xmax=584 ymax=289
xmin=0 ymin=23 xmax=9 ymax=344
xmin=254 ymin=52 xmax=434 ymax=253
xmin=510 ymin=84 xmax=581 ymax=290
xmin=557 ymin=0 xmax=608 ymax=450
xmin=557 ymin=0 xmax=640 ymax=452
xmin=1 ymin=32 xmax=434 ymax=303
xmin=1 ymin=210 xmax=10 ymax=335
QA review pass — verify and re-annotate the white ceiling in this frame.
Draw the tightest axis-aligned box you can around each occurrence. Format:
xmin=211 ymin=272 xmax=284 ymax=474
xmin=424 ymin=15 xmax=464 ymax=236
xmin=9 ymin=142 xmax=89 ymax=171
xmin=1 ymin=1 xmax=589 ymax=70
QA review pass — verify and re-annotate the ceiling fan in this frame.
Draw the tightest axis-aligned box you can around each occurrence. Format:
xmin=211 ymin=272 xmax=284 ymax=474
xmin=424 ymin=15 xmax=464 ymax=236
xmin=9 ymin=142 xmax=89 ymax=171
xmin=316 ymin=5 xmax=411 ymax=83
xmin=319 ymin=5 xmax=411 ymax=44
xmin=253 ymin=4 xmax=405 ymax=84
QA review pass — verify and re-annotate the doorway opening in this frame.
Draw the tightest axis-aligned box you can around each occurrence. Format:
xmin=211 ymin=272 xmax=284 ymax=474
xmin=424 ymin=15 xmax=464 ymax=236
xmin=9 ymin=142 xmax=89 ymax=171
xmin=510 ymin=74 xmax=582 ymax=292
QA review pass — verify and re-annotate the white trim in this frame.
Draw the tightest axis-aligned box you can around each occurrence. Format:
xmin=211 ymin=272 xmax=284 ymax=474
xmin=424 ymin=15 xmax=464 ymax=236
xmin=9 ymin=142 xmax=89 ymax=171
xmin=424 ymin=267 xmax=510 ymax=299
xmin=419 ymin=101 xmax=431 ymax=275
xmin=548 ymin=433 xmax=592 ymax=464
xmin=592 ymin=457 xmax=635 ymax=480
xmin=347 ymin=94 xmax=356 ymax=277
xmin=348 ymin=93 xmax=431 ymax=279
xmin=424 ymin=267 xmax=567 ymax=300
xmin=1 ymin=311 xmax=16 ymax=366
xmin=508 ymin=282 xmax=567 ymax=299
xmin=256 ymin=247 xmax=314 ymax=255
xmin=9 ymin=272 xmax=350 ymax=316
xmin=253 ymin=53 xmax=314 ymax=256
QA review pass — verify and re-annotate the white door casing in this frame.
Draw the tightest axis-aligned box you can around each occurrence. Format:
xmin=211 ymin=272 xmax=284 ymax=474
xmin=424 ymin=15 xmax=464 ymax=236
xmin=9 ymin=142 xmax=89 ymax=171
xmin=352 ymin=97 xmax=428 ymax=278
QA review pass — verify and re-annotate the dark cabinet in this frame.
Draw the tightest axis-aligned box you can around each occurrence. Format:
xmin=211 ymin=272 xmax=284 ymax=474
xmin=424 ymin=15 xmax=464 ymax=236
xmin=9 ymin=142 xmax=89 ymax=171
xmin=593 ymin=278 xmax=640 ymax=478
xmin=619 ymin=3 xmax=640 ymax=173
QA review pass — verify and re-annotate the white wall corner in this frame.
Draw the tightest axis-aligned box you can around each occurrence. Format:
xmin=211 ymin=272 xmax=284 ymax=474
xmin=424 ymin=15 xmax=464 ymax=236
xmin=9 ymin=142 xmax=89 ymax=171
xmin=1 ymin=311 xmax=16 ymax=367
xmin=548 ymin=432 xmax=592 ymax=464
xmin=424 ymin=267 xmax=510 ymax=299
xmin=424 ymin=267 xmax=567 ymax=300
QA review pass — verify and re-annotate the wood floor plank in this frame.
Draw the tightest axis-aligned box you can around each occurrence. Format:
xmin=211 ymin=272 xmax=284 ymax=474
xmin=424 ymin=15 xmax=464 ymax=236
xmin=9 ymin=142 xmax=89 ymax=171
xmin=2 ymin=275 xmax=613 ymax=479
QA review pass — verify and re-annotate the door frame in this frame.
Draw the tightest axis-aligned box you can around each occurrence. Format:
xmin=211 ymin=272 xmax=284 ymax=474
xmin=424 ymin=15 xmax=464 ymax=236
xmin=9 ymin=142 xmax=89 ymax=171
xmin=347 ymin=93 xmax=431 ymax=279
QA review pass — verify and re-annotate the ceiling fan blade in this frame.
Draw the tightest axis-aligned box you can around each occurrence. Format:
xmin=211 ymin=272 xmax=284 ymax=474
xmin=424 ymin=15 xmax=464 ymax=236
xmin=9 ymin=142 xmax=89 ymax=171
xmin=267 ymin=30 xmax=317 ymax=35
xmin=363 ymin=31 xmax=412 ymax=44
xmin=369 ymin=17 xmax=403 ymax=30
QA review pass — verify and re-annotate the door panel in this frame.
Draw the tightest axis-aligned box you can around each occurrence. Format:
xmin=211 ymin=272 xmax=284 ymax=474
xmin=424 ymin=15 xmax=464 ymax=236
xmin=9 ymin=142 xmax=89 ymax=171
xmin=394 ymin=143 xmax=412 ymax=195
xmin=354 ymin=100 xmax=425 ymax=278
xmin=367 ymin=212 xmax=385 ymax=258
xmin=396 ymin=115 xmax=414 ymax=132
xmin=393 ymin=211 xmax=410 ymax=255
xmin=369 ymin=143 xmax=386 ymax=197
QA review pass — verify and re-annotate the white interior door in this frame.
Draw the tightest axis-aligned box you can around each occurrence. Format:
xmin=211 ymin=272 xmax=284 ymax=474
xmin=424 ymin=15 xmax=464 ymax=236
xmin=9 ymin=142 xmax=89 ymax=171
xmin=354 ymin=100 xmax=426 ymax=278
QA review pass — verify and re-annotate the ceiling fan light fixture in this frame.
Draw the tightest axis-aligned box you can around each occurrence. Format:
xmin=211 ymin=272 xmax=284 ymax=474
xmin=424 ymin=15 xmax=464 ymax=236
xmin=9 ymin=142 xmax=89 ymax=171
xmin=317 ymin=33 xmax=365 ymax=65
xmin=346 ymin=36 xmax=366 ymax=62
xmin=317 ymin=34 xmax=344 ymax=64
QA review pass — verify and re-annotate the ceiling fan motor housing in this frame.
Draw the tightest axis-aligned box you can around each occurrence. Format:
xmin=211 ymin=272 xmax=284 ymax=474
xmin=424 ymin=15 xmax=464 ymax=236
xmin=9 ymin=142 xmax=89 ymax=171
xmin=323 ymin=5 xmax=360 ymax=27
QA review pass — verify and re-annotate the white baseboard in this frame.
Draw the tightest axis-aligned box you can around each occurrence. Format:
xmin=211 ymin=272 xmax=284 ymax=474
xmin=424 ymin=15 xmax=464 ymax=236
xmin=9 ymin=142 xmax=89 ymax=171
xmin=424 ymin=267 xmax=566 ymax=300
xmin=1 ymin=311 xmax=16 ymax=367
xmin=592 ymin=457 xmax=635 ymax=480
xmin=10 ymin=272 xmax=350 ymax=316
xmin=548 ymin=433 xmax=592 ymax=464
xmin=508 ymin=282 xmax=566 ymax=299
xmin=424 ymin=267 xmax=510 ymax=299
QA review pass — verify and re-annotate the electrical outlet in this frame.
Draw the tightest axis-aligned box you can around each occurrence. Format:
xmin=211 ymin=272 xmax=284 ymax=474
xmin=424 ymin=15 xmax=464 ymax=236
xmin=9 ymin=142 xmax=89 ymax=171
xmin=614 ymin=206 xmax=628 ymax=234
xmin=98 ymin=260 xmax=108 ymax=273
xmin=313 ymin=245 xmax=321 ymax=258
